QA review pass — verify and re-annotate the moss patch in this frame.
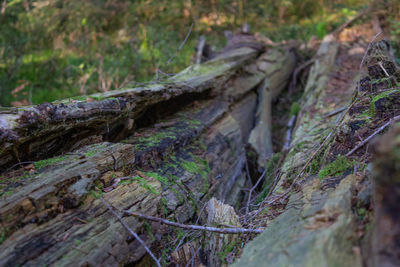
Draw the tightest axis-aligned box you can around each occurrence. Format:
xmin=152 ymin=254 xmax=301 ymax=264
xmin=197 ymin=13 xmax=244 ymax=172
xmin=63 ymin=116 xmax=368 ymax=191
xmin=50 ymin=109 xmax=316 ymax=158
xmin=290 ymin=102 xmax=301 ymax=116
xmin=318 ymin=155 xmax=353 ymax=179
xmin=369 ymin=89 xmax=400 ymax=115
xmin=34 ymin=155 xmax=68 ymax=170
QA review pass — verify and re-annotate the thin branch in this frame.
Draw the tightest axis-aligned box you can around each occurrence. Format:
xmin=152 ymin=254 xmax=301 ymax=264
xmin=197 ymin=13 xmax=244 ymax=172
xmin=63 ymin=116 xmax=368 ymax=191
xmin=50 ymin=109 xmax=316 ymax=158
xmin=346 ymin=115 xmax=400 ymax=156
xmin=100 ymin=198 xmax=161 ymax=267
xmin=378 ymin=61 xmax=390 ymax=77
xmin=123 ymin=210 xmax=263 ymax=234
xmin=323 ymin=106 xmax=346 ymax=118
xmin=167 ymin=23 xmax=194 ymax=65
xmin=332 ymin=7 xmax=370 ymax=36
xmin=357 ymin=31 xmax=382 ymax=92
xmin=246 ymin=168 xmax=267 ymax=215
xmin=288 ymin=59 xmax=315 ymax=93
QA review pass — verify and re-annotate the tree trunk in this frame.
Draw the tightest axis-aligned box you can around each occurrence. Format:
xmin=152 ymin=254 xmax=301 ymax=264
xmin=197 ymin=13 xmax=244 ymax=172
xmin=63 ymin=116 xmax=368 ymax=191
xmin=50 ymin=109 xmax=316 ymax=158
xmin=0 ymin=38 xmax=296 ymax=266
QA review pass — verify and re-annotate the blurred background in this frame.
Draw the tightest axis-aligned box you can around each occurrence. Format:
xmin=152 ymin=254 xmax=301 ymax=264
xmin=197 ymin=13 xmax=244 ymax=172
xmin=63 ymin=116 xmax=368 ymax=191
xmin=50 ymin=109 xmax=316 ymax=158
xmin=0 ymin=0 xmax=399 ymax=107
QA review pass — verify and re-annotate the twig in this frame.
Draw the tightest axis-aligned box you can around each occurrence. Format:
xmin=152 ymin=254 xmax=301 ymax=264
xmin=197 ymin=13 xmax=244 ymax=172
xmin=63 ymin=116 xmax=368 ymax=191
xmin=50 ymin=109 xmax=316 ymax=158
xmin=378 ymin=61 xmax=390 ymax=77
xmin=323 ymin=106 xmax=347 ymax=118
xmin=345 ymin=115 xmax=400 ymax=156
xmin=357 ymin=31 xmax=382 ymax=92
xmin=288 ymin=59 xmax=315 ymax=93
xmin=123 ymin=210 xmax=263 ymax=234
xmin=246 ymin=168 xmax=267 ymax=215
xmin=332 ymin=7 xmax=370 ymax=36
xmin=167 ymin=23 xmax=194 ymax=65
xmin=100 ymin=198 xmax=161 ymax=267
xmin=4 ymin=161 xmax=34 ymax=173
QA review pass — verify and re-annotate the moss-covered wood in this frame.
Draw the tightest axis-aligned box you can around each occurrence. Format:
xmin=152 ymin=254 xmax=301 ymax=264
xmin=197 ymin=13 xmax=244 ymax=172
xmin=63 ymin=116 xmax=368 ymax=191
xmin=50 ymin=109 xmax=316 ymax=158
xmin=0 ymin=37 xmax=299 ymax=266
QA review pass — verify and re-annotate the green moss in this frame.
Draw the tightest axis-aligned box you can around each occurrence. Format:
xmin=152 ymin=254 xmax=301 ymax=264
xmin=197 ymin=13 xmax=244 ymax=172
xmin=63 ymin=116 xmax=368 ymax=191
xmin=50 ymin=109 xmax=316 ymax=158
xmin=144 ymin=172 xmax=169 ymax=186
xmin=161 ymin=197 xmax=168 ymax=215
xmin=128 ymin=175 xmax=160 ymax=195
xmin=318 ymin=155 xmax=353 ymax=179
xmin=307 ymin=150 xmax=325 ymax=176
xmin=290 ymin=102 xmax=301 ymax=116
xmin=185 ymin=117 xmax=202 ymax=128
xmin=34 ymin=155 xmax=68 ymax=169
xmin=256 ymin=153 xmax=282 ymax=203
xmin=89 ymin=189 xmax=104 ymax=199
xmin=135 ymin=131 xmax=176 ymax=149
xmin=369 ymin=89 xmax=400 ymax=115
xmin=217 ymin=240 xmax=237 ymax=263
xmin=143 ymin=222 xmax=156 ymax=241
xmin=70 ymin=95 xmax=87 ymax=101
xmin=0 ymin=227 xmax=9 ymax=245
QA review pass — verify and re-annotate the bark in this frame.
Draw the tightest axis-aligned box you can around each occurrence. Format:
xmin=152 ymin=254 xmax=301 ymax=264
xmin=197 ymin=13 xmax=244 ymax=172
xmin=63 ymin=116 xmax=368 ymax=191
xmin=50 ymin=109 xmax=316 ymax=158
xmin=0 ymin=38 xmax=297 ymax=266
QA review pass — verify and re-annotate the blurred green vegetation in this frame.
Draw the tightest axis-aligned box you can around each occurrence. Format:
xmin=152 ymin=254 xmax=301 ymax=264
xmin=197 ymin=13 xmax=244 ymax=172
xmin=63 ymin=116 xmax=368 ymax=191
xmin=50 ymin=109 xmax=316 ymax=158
xmin=0 ymin=0 xmax=397 ymax=106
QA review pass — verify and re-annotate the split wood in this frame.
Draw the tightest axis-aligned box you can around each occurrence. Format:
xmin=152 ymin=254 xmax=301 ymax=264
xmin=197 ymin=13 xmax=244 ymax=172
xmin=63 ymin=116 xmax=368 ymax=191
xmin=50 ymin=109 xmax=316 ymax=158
xmin=123 ymin=210 xmax=264 ymax=234
xmin=270 ymin=30 xmax=385 ymax=204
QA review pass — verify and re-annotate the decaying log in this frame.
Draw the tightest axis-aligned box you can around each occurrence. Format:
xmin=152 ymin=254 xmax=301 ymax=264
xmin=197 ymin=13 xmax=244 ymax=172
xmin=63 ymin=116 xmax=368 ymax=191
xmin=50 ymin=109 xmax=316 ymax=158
xmin=0 ymin=38 xmax=297 ymax=266
xmin=0 ymin=47 xmax=258 ymax=171
xmin=248 ymin=49 xmax=296 ymax=168
xmin=235 ymin=30 xmax=400 ymax=267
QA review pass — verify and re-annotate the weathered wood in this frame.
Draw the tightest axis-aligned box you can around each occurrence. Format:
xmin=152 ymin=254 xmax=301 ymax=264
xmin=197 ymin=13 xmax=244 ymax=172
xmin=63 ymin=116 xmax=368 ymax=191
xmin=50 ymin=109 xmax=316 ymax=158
xmin=0 ymin=95 xmax=252 ymax=266
xmin=235 ymin=33 xmax=400 ymax=267
xmin=0 ymin=35 xmax=299 ymax=266
xmin=0 ymin=47 xmax=258 ymax=171
xmin=248 ymin=49 xmax=296 ymax=168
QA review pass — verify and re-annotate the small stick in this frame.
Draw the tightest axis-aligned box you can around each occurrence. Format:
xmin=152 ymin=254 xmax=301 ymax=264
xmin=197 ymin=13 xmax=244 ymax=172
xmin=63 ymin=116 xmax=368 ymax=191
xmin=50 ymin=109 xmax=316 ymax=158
xmin=167 ymin=23 xmax=194 ymax=65
xmin=123 ymin=210 xmax=263 ymax=234
xmin=246 ymin=168 xmax=267 ymax=215
xmin=357 ymin=31 xmax=382 ymax=92
xmin=288 ymin=59 xmax=315 ymax=93
xmin=100 ymin=198 xmax=161 ymax=267
xmin=378 ymin=62 xmax=390 ymax=77
xmin=323 ymin=106 xmax=347 ymax=118
xmin=345 ymin=115 xmax=400 ymax=156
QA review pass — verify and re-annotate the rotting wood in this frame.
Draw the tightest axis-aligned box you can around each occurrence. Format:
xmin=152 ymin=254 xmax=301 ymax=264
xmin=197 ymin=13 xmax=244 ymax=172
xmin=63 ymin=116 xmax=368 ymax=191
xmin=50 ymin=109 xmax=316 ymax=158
xmin=0 ymin=46 xmax=259 ymax=171
xmin=0 ymin=37 xmax=298 ymax=266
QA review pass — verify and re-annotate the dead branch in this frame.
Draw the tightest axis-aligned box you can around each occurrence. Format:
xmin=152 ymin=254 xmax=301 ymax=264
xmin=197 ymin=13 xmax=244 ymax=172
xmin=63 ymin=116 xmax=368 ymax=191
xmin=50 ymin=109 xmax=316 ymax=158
xmin=288 ymin=59 xmax=315 ymax=93
xmin=245 ymin=168 xmax=267 ymax=215
xmin=100 ymin=198 xmax=161 ymax=267
xmin=332 ymin=7 xmax=370 ymax=36
xmin=167 ymin=23 xmax=194 ymax=65
xmin=323 ymin=106 xmax=347 ymax=118
xmin=345 ymin=115 xmax=400 ymax=156
xmin=357 ymin=31 xmax=382 ymax=92
xmin=123 ymin=210 xmax=264 ymax=234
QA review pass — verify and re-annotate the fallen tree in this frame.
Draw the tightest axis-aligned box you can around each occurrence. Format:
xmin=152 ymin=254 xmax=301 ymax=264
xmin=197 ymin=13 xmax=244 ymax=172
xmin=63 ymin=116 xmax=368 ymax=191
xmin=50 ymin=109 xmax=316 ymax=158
xmin=0 ymin=34 xmax=296 ymax=266
xmin=234 ymin=28 xmax=400 ymax=267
